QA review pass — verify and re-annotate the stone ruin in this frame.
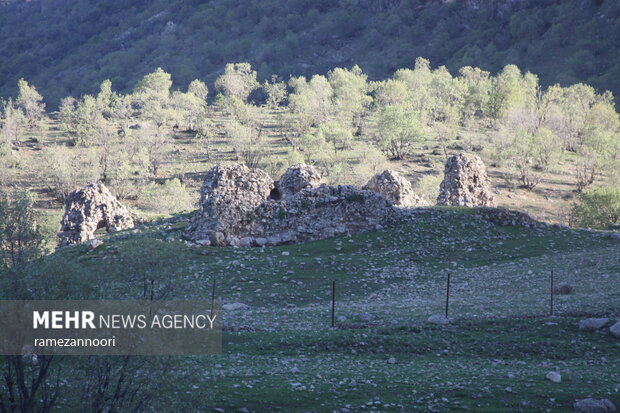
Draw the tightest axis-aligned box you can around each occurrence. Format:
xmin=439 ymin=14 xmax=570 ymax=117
xmin=274 ymin=163 xmax=322 ymax=199
xmin=57 ymin=183 xmax=135 ymax=247
xmin=364 ymin=169 xmax=428 ymax=207
xmin=436 ymin=153 xmax=495 ymax=207
xmin=185 ymin=163 xmax=402 ymax=247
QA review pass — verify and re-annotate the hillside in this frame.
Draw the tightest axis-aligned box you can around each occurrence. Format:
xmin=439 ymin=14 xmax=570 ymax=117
xmin=2 ymin=208 xmax=619 ymax=410
xmin=0 ymin=0 xmax=619 ymax=106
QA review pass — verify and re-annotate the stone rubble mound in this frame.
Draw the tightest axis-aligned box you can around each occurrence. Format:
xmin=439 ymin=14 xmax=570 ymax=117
xmin=58 ymin=183 xmax=135 ymax=247
xmin=363 ymin=169 xmax=428 ymax=207
xmin=275 ymin=163 xmax=322 ymax=199
xmin=184 ymin=163 xmax=274 ymax=246
xmin=185 ymin=163 xmax=401 ymax=246
xmin=436 ymin=153 xmax=495 ymax=207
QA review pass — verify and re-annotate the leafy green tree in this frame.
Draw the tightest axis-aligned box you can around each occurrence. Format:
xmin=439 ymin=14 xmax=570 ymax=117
xmin=318 ymin=121 xmax=354 ymax=153
xmin=328 ymin=65 xmax=372 ymax=129
xmin=225 ymin=120 xmax=265 ymax=168
xmin=214 ymin=63 xmax=259 ymax=102
xmin=572 ymin=186 xmax=620 ymax=229
xmin=262 ymin=75 xmax=287 ymax=109
xmin=133 ymin=68 xmax=176 ymax=128
xmin=16 ymin=78 xmax=46 ymax=128
xmin=374 ymin=104 xmax=425 ymax=159
xmin=458 ymin=66 xmax=491 ymax=122
xmin=288 ymin=74 xmax=334 ymax=127
xmin=187 ymin=79 xmax=209 ymax=101
xmin=0 ymin=190 xmax=46 ymax=269
xmin=0 ymin=98 xmax=22 ymax=150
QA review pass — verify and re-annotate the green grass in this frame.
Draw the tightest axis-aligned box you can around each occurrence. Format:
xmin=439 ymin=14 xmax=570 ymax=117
xmin=1 ymin=207 xmax=619 ymax=411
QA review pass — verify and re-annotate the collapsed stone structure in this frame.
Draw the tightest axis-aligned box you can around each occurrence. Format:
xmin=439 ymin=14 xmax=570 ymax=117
xmin=436 ymin=153 xmax=495 ymax=207
xmin=274 ymin=163 xmax=322 ymax=199
xmin=185 ymin=163 xmax=400 ymax=247
xmin=57 ymin=183 xmax=135 ymax=247
xmin=364 ymin=169 xmax=428 ymax=207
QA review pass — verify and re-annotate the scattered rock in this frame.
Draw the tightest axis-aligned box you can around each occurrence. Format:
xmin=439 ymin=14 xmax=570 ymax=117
xmin=436 ymin=153 xmax=495 ymax=207
xmin=58 ymin=183 xmax=135 ymax=247
xmin=610 ymin=321 xmax=620 ymax=338
xmin=579 ymin=318 xmax=609 ymax=331
xmin=222 ymin=302 xmax=249 ymax=311
xmin=573 ymin=398 xmax=617 ymax=413
xmin=86 ymin=239 xmax=103 ymax=250
xmin=545 ymin=371 xmax=561 ymax=383
xmin=363 ymin=169 xmax=427 ymax=207
xmin=387 ymin=357 xmax=396 ymax=364
xmin=479 ymin=208 xmax=541 ymax=228
xmin=553 ymin=282 xmax=573 ymax=295
xmin=427 ymin=314 xmax=450 ymax=325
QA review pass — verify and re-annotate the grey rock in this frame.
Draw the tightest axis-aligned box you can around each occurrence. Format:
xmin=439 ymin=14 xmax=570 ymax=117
xmin=610 ymin=321 xmax=620 ymax=338
xmin=553 ymin=282 xmax=573 ymax=295
xmin=579 ymin=318 xmax=609 ymax=331
xmin=427 ymin=314 xmax=450 ymax=325
xmin=222 ymin=302 xmax=249 ymax=311
xmin=573 ymin=398 xmax=616 ymax=413
xmin=545 ymin=371 xmax=561 ymax=383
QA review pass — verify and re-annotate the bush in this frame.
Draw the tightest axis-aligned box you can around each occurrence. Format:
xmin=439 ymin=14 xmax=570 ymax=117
xmin=571 ymin=186 xmax=620 ymax=229
xmin=138 ymin=179 xmax=195 ymax=215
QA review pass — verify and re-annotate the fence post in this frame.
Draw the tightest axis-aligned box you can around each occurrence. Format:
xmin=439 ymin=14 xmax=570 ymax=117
xmin=549 ymin=270 xmax=554 ymax=316
xmin=445 ymin=273 xmax=451 ymax=318
xmin=331 ymin=281 xmax=336 ymax=328
xmin=210 ymin=278 xmax=216 ymax=317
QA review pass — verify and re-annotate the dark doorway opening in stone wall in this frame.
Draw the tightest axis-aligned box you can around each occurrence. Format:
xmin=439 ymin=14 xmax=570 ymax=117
xmin=269 ymin=187 xmax=282 ymax=201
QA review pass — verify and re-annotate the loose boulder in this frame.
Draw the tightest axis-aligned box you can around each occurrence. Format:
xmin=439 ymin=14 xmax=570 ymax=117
xmin=579 ymin=318 xmax=609 ymax=331
xmin=436 ymin=153 xmax=495 ymax=207
xmin=573 ymin=398 xmax=617 ymax=413
xmin=58 ymin=184 xmax=134 ymax=247
xmin=275 ymin=163 xmax=321 ymax=198
xmin=185 ymin=163 xmax=275 ymax=246
xmin=364 ymin=169 xmax=427 ymax=207
xmin=553 ymin=282 xmax=573 ymax=295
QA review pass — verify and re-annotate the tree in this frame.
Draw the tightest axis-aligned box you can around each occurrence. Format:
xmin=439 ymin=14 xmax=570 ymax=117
xmin=225 ymin=120 xmax=265 ymax=168
xmin=16 ymin=79 xmax=46 ymax=128
xmin=374 ymin=104 xmax=425 ymax=159
xmin=0 ymin=190 xmax=46 ymax=269
xmin=328 ymin=65 xmax=372 ymax=129
xmin=187 ymin=79 xmax=209 ymax=101
xmin=506 ymin=128 xmax=543 ymax=190
xmin=214 ymin=63 xmax=259 ymax=102
xmin=0 ymin=98 xmax=22 ymax=150
xmin=262 ymin=75 xmax=287 ymax=109
xmin=572 ymin=187 xmax=620 ymax=229
xmin=288 ymin=74 xmax=334 ymax=127
xmin=133 ymin=68 xmax=175 ymax=127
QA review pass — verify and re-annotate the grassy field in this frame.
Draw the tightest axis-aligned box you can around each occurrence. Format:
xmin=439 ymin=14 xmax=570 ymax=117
xmin=2 ymin=207 xmax=619 ymax=411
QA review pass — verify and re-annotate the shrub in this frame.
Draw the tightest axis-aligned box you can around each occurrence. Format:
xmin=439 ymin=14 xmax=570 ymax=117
xmin=138 ymin=178 xmax=195 ymax=215
xmin=571 ymin=187 xmax=620 ymax=229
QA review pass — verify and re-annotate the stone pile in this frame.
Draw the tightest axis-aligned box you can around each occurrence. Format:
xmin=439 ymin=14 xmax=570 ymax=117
xmin=58 ymin=183 xmax=134 ymax=247
xmin=363 ymin=169 xmax=427 ymax=207
xmin=436 ymin=153 xmax=495 ymax=207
